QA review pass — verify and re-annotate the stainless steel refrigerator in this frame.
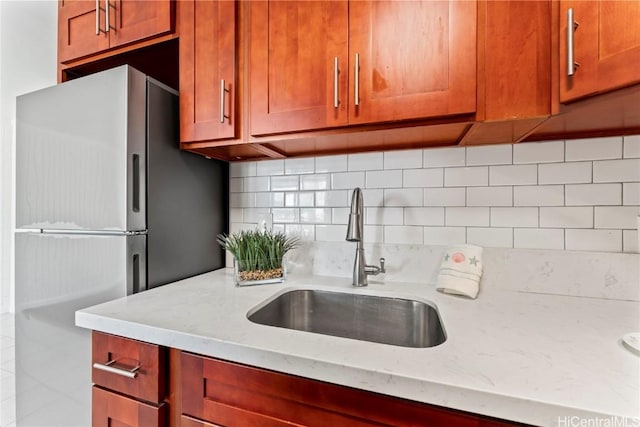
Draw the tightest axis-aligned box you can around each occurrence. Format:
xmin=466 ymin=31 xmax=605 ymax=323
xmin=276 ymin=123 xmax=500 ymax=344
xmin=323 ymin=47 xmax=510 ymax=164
xmin=14 ymin=65 xmax=228 ymax=426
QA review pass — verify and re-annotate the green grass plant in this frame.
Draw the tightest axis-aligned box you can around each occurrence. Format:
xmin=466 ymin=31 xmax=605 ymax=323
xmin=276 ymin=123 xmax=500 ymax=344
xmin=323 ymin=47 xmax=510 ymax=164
xmin=217 ymin=230 xmax=299 ymax=273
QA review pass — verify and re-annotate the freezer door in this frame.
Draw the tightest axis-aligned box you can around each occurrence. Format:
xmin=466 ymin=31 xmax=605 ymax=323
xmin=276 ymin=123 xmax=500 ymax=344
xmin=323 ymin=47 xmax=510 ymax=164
xmin=14 ymin=231 xmax=145 ymax=426
xmin=15 ymin=65 xmax=147 ymax=232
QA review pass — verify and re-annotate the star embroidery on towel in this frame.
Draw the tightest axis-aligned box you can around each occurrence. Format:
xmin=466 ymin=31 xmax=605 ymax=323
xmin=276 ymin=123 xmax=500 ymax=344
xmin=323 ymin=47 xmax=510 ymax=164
xmin=444 ymin=253 xmax=450 ymax=261
xmin=469 ymin=256 xmax=480 ymax=266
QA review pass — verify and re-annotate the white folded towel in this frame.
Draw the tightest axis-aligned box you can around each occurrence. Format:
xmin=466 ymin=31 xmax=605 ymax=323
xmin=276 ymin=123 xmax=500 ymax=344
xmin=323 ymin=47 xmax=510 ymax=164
xmin=436 ymin=244 xmax=483 ymax=299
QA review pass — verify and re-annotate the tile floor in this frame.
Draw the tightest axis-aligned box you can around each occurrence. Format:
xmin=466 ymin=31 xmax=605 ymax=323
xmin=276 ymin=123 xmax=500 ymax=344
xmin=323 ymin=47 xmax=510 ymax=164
xmin=1 ymin=312 xmax=16 ymax=427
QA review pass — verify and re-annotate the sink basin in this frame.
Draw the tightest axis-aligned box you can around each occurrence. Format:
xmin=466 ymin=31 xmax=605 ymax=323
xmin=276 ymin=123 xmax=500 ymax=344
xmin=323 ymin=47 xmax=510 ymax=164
xmin=247 ymin=289 xmax=446 ymax=348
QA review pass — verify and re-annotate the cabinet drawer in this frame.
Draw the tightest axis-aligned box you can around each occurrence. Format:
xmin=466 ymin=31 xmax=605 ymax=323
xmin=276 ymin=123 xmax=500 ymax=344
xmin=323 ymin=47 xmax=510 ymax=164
xmin=93 ymin=386 xmax=165 ymax=427
xmin=181 ymin=415 xmax=221 ymax=427
xmin=181 ymin=352 xmax=480 ymax=426
xmin=92 ymin=331 xmax=166 ymax=404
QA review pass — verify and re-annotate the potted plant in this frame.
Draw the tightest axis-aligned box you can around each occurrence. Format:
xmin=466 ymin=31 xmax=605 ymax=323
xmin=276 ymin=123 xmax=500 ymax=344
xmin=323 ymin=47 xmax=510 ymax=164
xmin=217 ymin=230 xmax=299 ymax=286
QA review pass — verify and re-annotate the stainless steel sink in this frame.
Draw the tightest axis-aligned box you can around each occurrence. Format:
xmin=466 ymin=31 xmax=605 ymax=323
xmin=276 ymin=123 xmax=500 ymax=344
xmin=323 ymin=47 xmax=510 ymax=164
xmin=247 ymin=289 xmax=446 ymax=348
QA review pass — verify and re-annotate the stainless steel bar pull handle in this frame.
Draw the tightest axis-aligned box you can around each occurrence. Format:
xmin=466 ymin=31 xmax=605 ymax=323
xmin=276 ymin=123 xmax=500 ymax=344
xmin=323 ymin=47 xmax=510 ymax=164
xmin=105 ymin=0 xmax=109 ymax=33
xmin=354 ymin=53 xmax=360 ymax=106
xmin=220 ymin=79 xmax=230 ymax=123
xmin=95 ymin=0 xmax=100 ymax=35
xmin=334 ymin=57 xmax=339 ymax=108
xmin=93 ymin=360 xmax=139 ymax=379
xmin=567 ymin=8 xmax=579 ymax=76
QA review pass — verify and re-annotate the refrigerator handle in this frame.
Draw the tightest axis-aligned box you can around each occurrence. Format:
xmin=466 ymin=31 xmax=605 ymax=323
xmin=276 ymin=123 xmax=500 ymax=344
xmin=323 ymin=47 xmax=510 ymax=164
xmin=132 ymin=253 xmax=140 ymax=294
xmin=132 ymin=154 xmax=141 ymax=213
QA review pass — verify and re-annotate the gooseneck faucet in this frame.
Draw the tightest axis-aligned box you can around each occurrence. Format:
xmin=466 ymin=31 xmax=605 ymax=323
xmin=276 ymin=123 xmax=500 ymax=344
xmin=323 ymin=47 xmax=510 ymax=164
xmin=346 ymin=187 xmax=385 ymax=287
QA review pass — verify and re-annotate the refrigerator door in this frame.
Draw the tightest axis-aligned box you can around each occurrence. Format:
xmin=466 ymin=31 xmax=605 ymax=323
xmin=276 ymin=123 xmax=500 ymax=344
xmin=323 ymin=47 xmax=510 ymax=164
xmin=14 ymin=231 xmax=145 ymax=427
xmin=15 ymin=65 xmax=147 ymax=232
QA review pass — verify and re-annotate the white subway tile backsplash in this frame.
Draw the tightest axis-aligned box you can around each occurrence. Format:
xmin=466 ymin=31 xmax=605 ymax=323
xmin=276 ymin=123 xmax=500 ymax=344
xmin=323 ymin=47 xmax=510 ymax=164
xmin=403 ymin=168 xmax=443 ymax=188
xmin=332 ymin=172 xmax=365 ymax=189
xmin=423 ymin=226 xmax=466 ymax=246
xmin=315 ymin=190 xmax=348 ymax=207
xmin=285 ymin=192 xmax=314 ymax=207
xmin=514 ymin=185 xmax=564 ymax=206
xmin=271 ymin=175 xmax=300 ymax=191
xmin=540 ymin=207 xmax=593 ymax=228
xmin=423 ymin=146 xmax=465 ymax=168
xmin=538 ymin=162 xmax=592 ymax=184
xmin=285 ymin=224 xmax=315 ymax=241
xmin=566 ymin=137 xmax=623 ymax=161
xmin=623 ymin=183 xmax=640 ymax=205
xmin=272 ymin=224 xmax=286 ymax=233
xmin=594 ymin=206 xmax=640 ymax=229
xmin=404 ymin=207 xmax=445 ymax=226
xmin=384 ymin=226 xmax=424 ymax=244
xmin=565 ymin=229 xmax=622 ymax=252
xmin=565 ymin=183 xmax=622 ymax=206
xmin=364 ymin=226 xmax=384 ymax=243
xmin=272 ymin=208 xmax=299 ymax=223
xmin=230 ymin=161 xmax=256 ymax=178
xmin=366 ymin=170 xmax=403 ymax=188
xmin=467 ymin=186 xmax=512 ymax=207
xmin=300 ymin=208 xmax=332 ymax=224
xmin=384 ymin=188 xmax=423 ymax=206
xmin=623 ymin=230 xmax=639 ymax=253
xmin=445 ymin=207 xmax=490 ymax=226
xmin=230 ymin=192 xmax=255 ymax=208
xmin=365 ymin=207 xmax=403 ymax=225
xmin=301 ymin=174 xmax=331 ymax=190
xmin=256 ymin=159 xmax=284 ymax=176
xmin=229 ymin=178 xmax=243 ymax=193
xmin=316 ymin=225 xmax=347 ymax=242
xmin=285 ymin=158 xmax=315 ymax=175
xmin=593 ymin=159 xmax=640 ymax=182
xmin=466 ymin=145 xmax=512 ymax=166
xmin=514 ymin=228 xmax=564 ymax=250
xmin=243 ymin=208 xmax=271 ymax=223
xmin=361 ymin=188 xmax=384 ymax=206
xmin=256 ymin=192 xmax=284 ymax=207
xmin=332 ymin=208 xmax=350 ymax=224
xmin=467 ymin=227 xmax=513 ymax=248
xmin=349 ymin=152 xmax=383 ymax=171
xmin=315 ymin=155 xmax=348 ymax=173
xmin=384 ymin=149 xmax=423 ymax=169
xmin=491 ymin=207 xmax=538 ymax=227
xmin=489 ymin=165 xmax=537 ymax=186
xmin=229 ymin=135 xmax=639 ymax=253
xmin=445 ymin=167 xmax=488 ymax=187
xmin=513 ymin=141 xmax=564 ymax=164
xmin=424 ymin=188 xmax=466 ymax=207
xmin=244 ymin=176 xmax=270 ymax=192
xmin=624 ymin=135 xmax=640 ymax=158
xmin=230 ymin=208 xmax=243 ymax=223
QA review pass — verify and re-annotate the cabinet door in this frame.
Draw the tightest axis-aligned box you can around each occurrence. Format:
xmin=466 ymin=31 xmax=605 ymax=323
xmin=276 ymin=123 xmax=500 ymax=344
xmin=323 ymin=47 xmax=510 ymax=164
xmin=58 ymin=0 xmax=110 ymax=63
xmin=180 ymin=0 xmax=236 ymax=143
xmin=348 ymin=1 xmax=477 ymax=125
xmin=108 ymin=0 xmax=172 ymax=49
xmin=560 ymin=0 xmax=640 ymax=102
xmin=92 ymin=387 xmax=165 ymax=427
xmin=249 ymin=1 xmax=349 ymax=135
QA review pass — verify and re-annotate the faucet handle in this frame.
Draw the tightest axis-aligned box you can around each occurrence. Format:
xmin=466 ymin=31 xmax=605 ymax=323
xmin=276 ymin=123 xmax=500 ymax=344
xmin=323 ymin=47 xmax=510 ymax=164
xmin=379 ymin=257 xmax=385 ymax=274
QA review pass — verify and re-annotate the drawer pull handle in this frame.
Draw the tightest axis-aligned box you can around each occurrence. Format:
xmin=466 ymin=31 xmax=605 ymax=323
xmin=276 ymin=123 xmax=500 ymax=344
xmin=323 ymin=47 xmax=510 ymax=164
xmin=93 ymin=360 xmax=140 ymax=379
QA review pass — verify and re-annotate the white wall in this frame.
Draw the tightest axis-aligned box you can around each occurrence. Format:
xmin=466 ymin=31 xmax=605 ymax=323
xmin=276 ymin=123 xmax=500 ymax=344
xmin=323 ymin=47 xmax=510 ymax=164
xmin=0 ymin=0 xmax=57 ymax=313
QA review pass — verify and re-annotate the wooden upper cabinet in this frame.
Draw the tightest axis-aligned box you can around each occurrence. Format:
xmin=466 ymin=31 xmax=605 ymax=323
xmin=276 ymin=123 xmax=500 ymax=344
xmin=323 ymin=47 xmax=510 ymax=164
xmin=348 ymin=1 xmax=477 ymax=125
xmin=249 ymin=1 xmax=349 ymax=136
xmin=58 ymin=0 xmax=173 ymax=64
xmin=249 ymin=0 xmax=476 ymax=136
xmin=560 ymin=0 xmax=640 ymax=103
xmin=179 ymin=0 xmax=236 ymax=143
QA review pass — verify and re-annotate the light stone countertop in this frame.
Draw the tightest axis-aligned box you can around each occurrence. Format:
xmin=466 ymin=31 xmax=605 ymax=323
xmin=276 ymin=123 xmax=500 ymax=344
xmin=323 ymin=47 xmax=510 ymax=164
xmin=76 ymin=268 xmax=640 ymax=427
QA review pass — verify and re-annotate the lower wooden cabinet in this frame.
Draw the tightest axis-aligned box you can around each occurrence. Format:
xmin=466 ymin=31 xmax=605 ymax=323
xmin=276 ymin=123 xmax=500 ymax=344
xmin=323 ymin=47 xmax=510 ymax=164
xmin=93 ymin=386 xmax=166 ymax=427
xmin=91 ymin=332 xmax=527 ymax=427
